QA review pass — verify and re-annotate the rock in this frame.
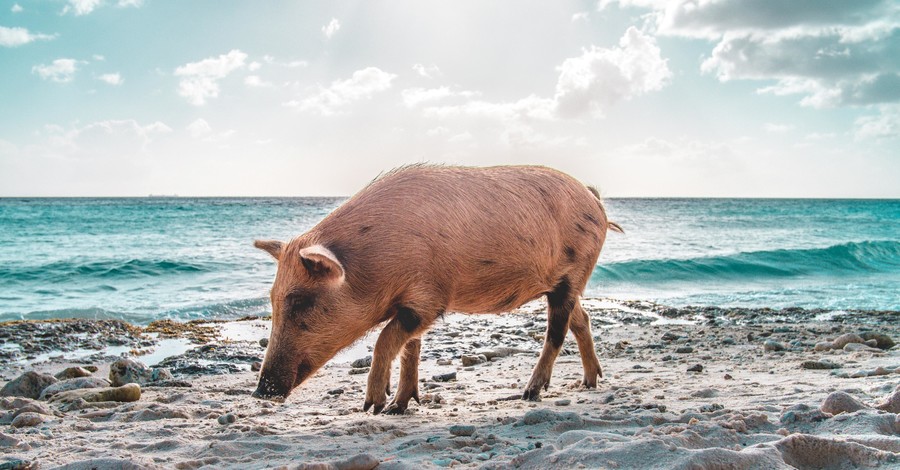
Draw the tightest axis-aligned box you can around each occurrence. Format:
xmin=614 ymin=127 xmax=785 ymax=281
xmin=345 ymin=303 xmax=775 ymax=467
xmin=723 ymin=374 xmax=733 ymax=380
xmin=843 ymin=342 xmax=882 ymax=353
xmin=554 ymin=399 xmax=571 ymax=406
xmin=449 ymin=424 xmax=475 ymax=436
xmin=763 ymin=340 xmax=785 ymax=352
xmin=351 ymin=356 xmax=372 ymax=368
xmin=294 ymin=453 xmax=379 ymax=470
xmin=432 ymin=372 xmax=457 ymax=382
xmin=687 ymin=364 xmax=704 ymax=372
xmin=54 ymin=367 xmax=93 ymax=380
xmin=675 ymin=346 xmax=694 ymax=354
xmin=813 ymin=342 xmax=833 ymax=352
xmin=217 ymin=413 xmax=236 ymax=425
xmin=875 ymin=385 xmax=900 ymax=413
xmin=474 ymin=347 xmax=531 ymax=360
xmin=109 ymin=358 xmax=173 ymax=386
xmin=259 ymin=338 xmax=269 ymax=348
xmin=519 ymin=409 xmax=583 ymax=426
xmin=831 ymin=333 xmax=864 ymax=349
xmin=436 ymin=359 xmax=453 ymax=366
xmin=0 ymin=371 xmax=58 ymax=399
xmin=691 ymin=388 xmax=718 ymax=398
xmin=780 ymin=403 xmax=830 ymax=425
xmin=10 ymin=412 xmax=44 ymax=428
xmin=0 ymin=397 xmax=56 ymax=424
xmin=860 ymin=332 xmax=895 ymax=350
xmin=460 ymin=355 xmax=486 ymax=367
xmin=0 ymin=432 xmax=21 ymax=448
xmin=327 ymin=388 xmax=344 ymax=396
xmin=49 ymin=383 xmax=141 ymax=404
xmin=800 ymin=360 xmax=841 ymax=370
xmin=251 ymin=362 xmax=262 ymax=372
xmin=820 ymin=391 xmax=868 ymax=415
xmin=661 ymin=332 xmax=679 ymax=342
xmin=39 ymin=377 xmax=111 ymax=400
xmin=348 ymin=368 xmax=369 ymax=375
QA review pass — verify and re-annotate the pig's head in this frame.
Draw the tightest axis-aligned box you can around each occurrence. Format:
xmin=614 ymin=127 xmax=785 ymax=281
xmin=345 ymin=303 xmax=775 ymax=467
xmin=251 ymin=239 xmax=365 ymax=402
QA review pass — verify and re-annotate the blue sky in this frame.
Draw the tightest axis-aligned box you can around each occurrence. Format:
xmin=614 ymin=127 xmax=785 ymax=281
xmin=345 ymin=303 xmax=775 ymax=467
xmin=1 ymin=0 xmax=898 ymax=197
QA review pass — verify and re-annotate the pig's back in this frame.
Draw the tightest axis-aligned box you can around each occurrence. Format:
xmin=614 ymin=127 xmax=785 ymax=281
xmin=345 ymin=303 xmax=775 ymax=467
xmin=310 ymin=165 xmax=608 ymax=313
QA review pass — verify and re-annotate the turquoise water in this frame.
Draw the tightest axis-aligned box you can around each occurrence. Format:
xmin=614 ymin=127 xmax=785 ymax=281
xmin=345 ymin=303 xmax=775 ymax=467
xmin=0 ymin=198 xmax=897 ymax=323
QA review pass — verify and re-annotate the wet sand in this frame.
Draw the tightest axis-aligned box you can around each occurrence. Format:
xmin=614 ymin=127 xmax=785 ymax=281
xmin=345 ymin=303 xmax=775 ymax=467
xmin=1 ymin=299 xmax=899 ymax=469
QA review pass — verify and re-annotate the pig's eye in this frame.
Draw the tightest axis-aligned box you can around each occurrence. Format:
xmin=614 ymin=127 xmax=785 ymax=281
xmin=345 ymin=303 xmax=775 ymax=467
xmin=288 ymin=295 xmax=316 ymax=315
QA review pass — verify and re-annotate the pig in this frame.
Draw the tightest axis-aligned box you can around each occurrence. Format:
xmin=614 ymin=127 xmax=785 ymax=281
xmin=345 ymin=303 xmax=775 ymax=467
xmin=252 ymin=164 xmax=622 ymax=414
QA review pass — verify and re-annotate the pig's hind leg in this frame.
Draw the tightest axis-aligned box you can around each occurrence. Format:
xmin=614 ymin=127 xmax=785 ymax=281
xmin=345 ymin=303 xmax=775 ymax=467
xmin=365 ymin=306 xmax=434 ymax=415
xmin=522 ymin=276 xmax=577 ymax=401
xmin=568 ymin=301 xmax=603 ymax=387
xmin=384 ymin=338 xmax=421 ymax=415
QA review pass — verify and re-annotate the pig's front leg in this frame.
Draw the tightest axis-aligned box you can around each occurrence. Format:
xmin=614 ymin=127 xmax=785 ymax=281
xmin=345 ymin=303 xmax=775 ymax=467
xmin=364 ymin=307 xmax=431 ymax=415
xmin=522 ymin=278 xmax=576 ymax=401
xmin=384 ymin=338 xmax=421 ymax=415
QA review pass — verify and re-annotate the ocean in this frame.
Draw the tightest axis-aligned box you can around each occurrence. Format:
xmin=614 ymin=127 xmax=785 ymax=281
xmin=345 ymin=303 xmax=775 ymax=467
xmin=0 ymin=198 xmax=898 ymax=323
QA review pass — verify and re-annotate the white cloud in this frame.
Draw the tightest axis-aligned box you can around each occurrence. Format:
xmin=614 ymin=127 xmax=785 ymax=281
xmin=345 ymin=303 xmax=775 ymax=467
xmin=97 ymin=73 xmax=123 ymax=86
xmin=554 ymin=26 xmax=671 ymax=118
xmin=401 ymin=87 xmax=478 ymax=108
xmin=572 ymin=12 xmax=589 ymax=22
xmin=854 ymin=105 xmax=900 ymax=140
xmin=32 ymin=59 xmax=80 ymax=83
xmin=11 ymin=4 xmax=23 ymax=13
xmin=0 ymin=26 xmax=56 ymax=47
xmin=412 ymin=63 xmax=441 ymax=79
xmin=244 ymin=75 xmax=273 ymax=88
xmin=174 ymin=49 xmax=247 ymax=106
xmin=248 ymin=61 xmax=262 ymax=71
xmin=186 ymin=118 xmax=234 ymax=143
xmin=322 ymin=18 xmax=341 ymax=39
xmin=287 ymin=67 xmax=397 ymax=115
xmin=62 ymin=0 xmax=143 ymax=15
xmin=423 ymin=95 xmax=556 ymax=121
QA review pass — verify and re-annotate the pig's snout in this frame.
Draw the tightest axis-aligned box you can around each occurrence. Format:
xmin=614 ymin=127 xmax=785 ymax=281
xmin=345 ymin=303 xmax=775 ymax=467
xmin=252 ymin=361 xmax=314 ymax=402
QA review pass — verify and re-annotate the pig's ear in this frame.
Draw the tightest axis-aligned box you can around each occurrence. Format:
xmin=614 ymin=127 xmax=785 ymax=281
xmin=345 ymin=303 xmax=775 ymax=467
xmin=254 ymin=240 xmax=284 ymax=260
xmin=298 ymin=245 xmax=345 ymax=285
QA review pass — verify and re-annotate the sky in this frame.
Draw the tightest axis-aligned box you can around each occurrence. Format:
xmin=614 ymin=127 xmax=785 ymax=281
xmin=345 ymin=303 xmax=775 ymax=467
xmin=1 ymin=0 xmax=898 ymax=197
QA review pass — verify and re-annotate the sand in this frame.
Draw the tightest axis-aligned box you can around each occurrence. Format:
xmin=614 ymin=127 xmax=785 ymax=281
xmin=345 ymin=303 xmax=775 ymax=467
xmin=1 ymin=299 xmax=899 ymax=469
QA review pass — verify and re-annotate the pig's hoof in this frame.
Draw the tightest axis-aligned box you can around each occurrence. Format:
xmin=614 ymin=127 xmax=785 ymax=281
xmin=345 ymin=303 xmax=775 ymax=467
xmin=582 ymin=372 xmax=601 ymax=389
xmin=384 ymin=402 xmax=408 ymax=415
xmin=363 ymin=400 xmax=386 ymax=415
xmin=522 ymin=388 xmax=543 ymax=402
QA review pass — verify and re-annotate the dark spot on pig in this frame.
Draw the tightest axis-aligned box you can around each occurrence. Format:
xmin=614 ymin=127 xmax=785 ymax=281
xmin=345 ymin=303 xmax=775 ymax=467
xmin=564 ymin=246 xmax=576 ymax=261
xmin=359 ymin=225 xmax=372 ymax=234
xmin=438 ymin=231 xmax=450 ymax=239
xmin=583 ymin=212 xmax=600 ymax=226
xmin=545 ymin=277 xmax=574 ymax=348
xmin=537 ymin=186 xmax=550 ymax=198
xmin=479 ymin=259 xmax=497 ymax=266
xmin=288 ymin=292 xmax=316 ymax=315
xmin=397 ymin=307 xmax=421 ymax=333
xmin=575 ymin=223 xmax=588 ymax=234
xmin=297 ymin=320 xmax=308 ymax=331
xmin=496 ymin=293 xmax=518 ymax=311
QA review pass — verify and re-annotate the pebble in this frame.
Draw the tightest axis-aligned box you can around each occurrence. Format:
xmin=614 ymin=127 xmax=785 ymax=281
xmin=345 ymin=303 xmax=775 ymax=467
xmin=49 ymin=383 xmax=141 ymax=404
xmin=437 ymin=359 xmax=453 ymax=366
xmin=0 ymin=372 xmax=58 ymax=400
xmin=351 ymin=356 xmax=372 ymax=368
xmin=687 ymin=364 xmax=703 ymax=372
xmin=39 ymin=377 xmax=111 ymax=400
xmin=831 ymin=333 xmax=864 ymax=349
xmin=217 ymin=413 xmax=236 ymax=425
xmin=449 ymin=424 xmax=476 ymax=436
xmin=433 ymin=372 xmax=457 ymax=382
xmin=554 ymin=399 xmax=571 ymax=406
xmin=109 ymin=358 xmax=173 ymax=387
xmin=820 ymin=391 xmax=868 ymax=415
xmin=661 ymin=332 xmax=679 ymax=342
xmin=349 ymin=368 xmax=369 ymax=375
xmin=691 ymin=388 xmax=718 ymax=398
xmin=54 ymin=367 xmax=93 ymax=380
xmin=675 ymin=346 xmax=693 ymax=354
xmin=763 ymin=340 xmax=785 ymax=352
xmin=259 ymin=338 xmax=269 ymax=348
xmin=813 ymin=342 xmax=833 ymax=352
xmin=251 ymin=362 xmax=262 ymax=372
xmin=843 ymin=343 xmax=882 ymax=353
xmin=860 ymin=332 xmax=895 ymax=350
xmin=800 ymin=360 xmax=841 ymax=370
xmin=327 ymin=388 xmax=344 ymax=395
xmin=10 ymin=412 xmax=44 ymax=428
xmin=723 ymin=374 xmax=733 ymax=380
xmin=461 ymin=354 xmax=486 ymax=367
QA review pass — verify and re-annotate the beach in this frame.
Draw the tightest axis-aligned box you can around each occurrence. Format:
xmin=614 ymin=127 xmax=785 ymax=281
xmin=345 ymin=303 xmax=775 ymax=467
xmin=2 ymin=299 xmax=899 ymax=469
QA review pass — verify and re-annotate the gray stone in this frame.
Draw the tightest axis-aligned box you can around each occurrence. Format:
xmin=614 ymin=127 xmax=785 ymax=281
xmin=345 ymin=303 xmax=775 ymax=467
xmin=831 ymin=333 xmax=864 ymax=349
xmin=675 ymin=346 xmax=694 ymax=354
xmin=259 ymin=338 xmax=269 ymax=348
xmin=217 ymin=413 xmax=236 ymax=425
xmin=0 ymin=371 xmax=58 ymax=399
xmin=10 ymin=412 xmax=44 ymax=428
xmin=800 ymin=360 xmax=841 ymax=370
xmin=449 ymin=424 xmax=475 ymax=436
xmin=813 ymin=342 xmax=833 ymax=352
xmin=109 ymin=358 xmax=173 ymax=386
xmin=843 ymin=342 xmax=882 ymax=353
xmin=39 ymin=377 xmax=111 ymax=400
xmin=460 ymin=355 xmax=486 ymax=367
xmin=54 ymin=367 xmax=94 ymax=380
xmin=763 ymin=340 xmax=785 ymax=352
xmin=351 ymin=356 xmax=372 ymax=368
xmin=860 ymin=332 xmax=895 ymax=350
xmin=821 ymin=391 xmax=868 ymax=415
xmin=876 ymin=385 xmax=900 ymax=413
xmin=554 ymin=399 xmax=571 ymax=406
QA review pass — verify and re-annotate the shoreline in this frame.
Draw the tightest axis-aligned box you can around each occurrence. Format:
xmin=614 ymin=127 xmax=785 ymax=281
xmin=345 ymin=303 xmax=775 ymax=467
xmin=2 ymin=299 xmax=899 ymax=469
